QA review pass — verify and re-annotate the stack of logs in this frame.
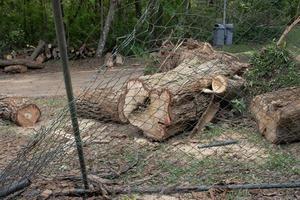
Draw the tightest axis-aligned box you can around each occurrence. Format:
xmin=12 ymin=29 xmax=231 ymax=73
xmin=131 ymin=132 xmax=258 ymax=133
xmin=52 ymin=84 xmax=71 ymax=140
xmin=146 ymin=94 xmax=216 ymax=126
xmin=0 ymin=40 xmax=97 ymax=73
xmin=77 ymin=40 xmax=248 ymax=141
xmin=77 ymin=40 xmax=300 ymax=144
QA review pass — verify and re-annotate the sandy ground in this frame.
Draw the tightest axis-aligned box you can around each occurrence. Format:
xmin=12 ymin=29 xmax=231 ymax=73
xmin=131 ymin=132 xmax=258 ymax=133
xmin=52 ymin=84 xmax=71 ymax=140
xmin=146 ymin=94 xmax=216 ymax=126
xmin=0 ymin=59 xmax=144 ymax=97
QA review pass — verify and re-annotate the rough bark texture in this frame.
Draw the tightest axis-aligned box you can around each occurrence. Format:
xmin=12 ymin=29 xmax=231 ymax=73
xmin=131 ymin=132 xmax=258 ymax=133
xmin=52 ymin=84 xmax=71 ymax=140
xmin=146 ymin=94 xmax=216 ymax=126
xmin=211 ymin=75 xmax=245 ymax=99
xmin=0 ymin=97 xmax=41 ymax=127
xmin=250 ymin=87 xmax=300 ymax=144
xmin=0 ymin=59 xmax=43 ymax=69
xmin=119 ymin=58 xmax=243 ymax=140
xmin=30 ymin=40 xmax=46 ymax=60
xmin=4 ymin=65 xmax=28 ymax=73
xmin=76 ymin=89 xmax=123 ymax=123
xmin=96 ymin=0 xmax=118 ymax=57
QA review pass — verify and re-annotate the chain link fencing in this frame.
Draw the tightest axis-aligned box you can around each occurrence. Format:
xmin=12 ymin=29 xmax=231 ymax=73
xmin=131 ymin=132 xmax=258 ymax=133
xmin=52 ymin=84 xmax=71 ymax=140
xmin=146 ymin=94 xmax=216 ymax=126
xmin=0 ymin=0 xmax=300 ymax=199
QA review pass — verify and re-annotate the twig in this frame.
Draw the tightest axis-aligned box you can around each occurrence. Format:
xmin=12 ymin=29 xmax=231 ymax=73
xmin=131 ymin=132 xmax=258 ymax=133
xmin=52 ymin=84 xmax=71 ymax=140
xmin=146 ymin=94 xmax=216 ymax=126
xmin=277 ymin=16 xmax=300 ymax=46
xmin=190 ymin=96 xmax=220 ymax=138
xmin=198 ymin=140 xmax=239 ymax=149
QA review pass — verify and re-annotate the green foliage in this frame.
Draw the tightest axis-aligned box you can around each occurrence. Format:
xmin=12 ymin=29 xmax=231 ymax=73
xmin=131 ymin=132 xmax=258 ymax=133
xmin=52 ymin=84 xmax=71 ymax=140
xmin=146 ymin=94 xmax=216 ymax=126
xmin=0 ymin=0 xmax=296 ymax=54
xmin=231 ymin=98 xmax=247 ymax=114
xmin=246 ymin=43 xmax=300 ymax=95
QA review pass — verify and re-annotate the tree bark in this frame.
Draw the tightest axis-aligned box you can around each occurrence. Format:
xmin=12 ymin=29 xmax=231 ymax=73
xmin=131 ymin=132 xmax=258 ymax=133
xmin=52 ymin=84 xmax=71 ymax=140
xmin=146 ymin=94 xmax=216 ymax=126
xmin=76 ymin=88 xmax=124 ymax=123
xmin=0 ymin=59 xmax=43 ymax=69
xmin=96 ymin=0 xmax=118 ymax=57
xmin=30 ymin=40 xmax=46 ymax=60
xmin=0 ymin=96 xmax=41 ymax=127
xmin=250 ymin=87 xmax=300 ymax=144
xmin=4 ymin=65 xmax=28 ymax=73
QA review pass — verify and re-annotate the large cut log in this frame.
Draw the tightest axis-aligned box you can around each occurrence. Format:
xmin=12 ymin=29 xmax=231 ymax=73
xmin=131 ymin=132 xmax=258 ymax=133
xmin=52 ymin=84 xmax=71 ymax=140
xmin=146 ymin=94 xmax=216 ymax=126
xmin=119 ymin=58 xmax=243 ymax=140
xmin=76 ymin=89 xmax=124 ymax=122
xmin=0 ymin=59 xmax=43 ymax=69
xmin=250 ymin=87 xmax=300 ymax=144
xmin=0 ymin=97 xmax=41 ymax=127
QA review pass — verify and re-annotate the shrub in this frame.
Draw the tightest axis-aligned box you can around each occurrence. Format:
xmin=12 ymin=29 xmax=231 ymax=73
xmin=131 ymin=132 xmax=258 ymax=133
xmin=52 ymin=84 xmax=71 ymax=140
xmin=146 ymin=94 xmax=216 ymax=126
xmin=245 ymin=43 xmax=300 ymax=95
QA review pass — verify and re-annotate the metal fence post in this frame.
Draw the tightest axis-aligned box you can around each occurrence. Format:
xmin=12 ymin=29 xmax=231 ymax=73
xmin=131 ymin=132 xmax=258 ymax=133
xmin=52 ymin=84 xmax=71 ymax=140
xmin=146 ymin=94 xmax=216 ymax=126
xmin=51 ymin=0 xmax=89 ymax=194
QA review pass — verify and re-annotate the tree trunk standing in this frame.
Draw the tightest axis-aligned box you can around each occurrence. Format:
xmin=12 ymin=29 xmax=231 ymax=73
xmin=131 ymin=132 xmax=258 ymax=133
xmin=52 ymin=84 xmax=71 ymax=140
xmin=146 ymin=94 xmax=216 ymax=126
xmin=250 ymin=87 xmax=300 ymax=144
xmin=96 ymin=0 xmax=119 ymax=57
xmin=134 ymin=0 xmax=142 ymax=18
xmin=0 ymin=96 xmax=41 ymax=127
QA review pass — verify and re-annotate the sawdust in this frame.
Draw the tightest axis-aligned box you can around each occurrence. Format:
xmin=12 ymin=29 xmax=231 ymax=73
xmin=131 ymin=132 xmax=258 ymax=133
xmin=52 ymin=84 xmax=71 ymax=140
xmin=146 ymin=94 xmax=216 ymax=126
xmin=174 ymin=131 xmax=268 ymax=163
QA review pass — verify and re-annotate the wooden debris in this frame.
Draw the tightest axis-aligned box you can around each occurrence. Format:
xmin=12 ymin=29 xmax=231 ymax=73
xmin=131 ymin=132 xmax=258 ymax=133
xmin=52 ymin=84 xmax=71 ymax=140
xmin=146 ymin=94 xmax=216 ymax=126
xmin=0 ymin=59 xmax=42 ymax=69
xmin=4 ymin=65 xmax=28 ymax=73
xmin=30 ymin=40 xmax=46 ymax=60
xmin=0 ymin=96 xmax=41 ymax=127
xmin=250 ymin=87 xmax=300 ymax=144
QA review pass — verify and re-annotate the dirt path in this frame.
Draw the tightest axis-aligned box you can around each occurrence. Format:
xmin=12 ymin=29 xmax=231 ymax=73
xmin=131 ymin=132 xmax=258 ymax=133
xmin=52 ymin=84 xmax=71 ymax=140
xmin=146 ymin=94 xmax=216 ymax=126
xmin=0 ymin=67 xmax=144 ymax=97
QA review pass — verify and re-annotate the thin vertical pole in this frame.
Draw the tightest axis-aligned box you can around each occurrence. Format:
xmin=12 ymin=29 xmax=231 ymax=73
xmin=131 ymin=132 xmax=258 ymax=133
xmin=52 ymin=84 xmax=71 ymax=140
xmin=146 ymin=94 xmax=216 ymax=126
xmin=223 ymin=0 xmax=227 ymax=26
xmin=51 ymin=0 xmax=89 ymax=194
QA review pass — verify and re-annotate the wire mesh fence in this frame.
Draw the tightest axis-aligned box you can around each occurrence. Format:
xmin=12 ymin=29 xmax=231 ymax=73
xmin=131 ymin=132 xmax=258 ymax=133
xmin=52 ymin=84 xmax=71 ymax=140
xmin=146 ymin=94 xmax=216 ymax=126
xmin=0 ymin=0 xmax=300 ymax=199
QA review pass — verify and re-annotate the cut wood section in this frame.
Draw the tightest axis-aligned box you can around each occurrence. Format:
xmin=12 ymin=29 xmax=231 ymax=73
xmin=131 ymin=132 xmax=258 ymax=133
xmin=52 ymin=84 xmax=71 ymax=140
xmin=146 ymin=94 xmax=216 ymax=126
xmin=211 ymin=75 xmax=245 ymax=99
xmin=4 ymin=65 xmax=28 ymax=73
xmin=0 ymin=59 xmax=43 ymax=69
xmin=120 ymin=58 xmax=244 ymax=140
xmin=250 ymin=87 xmax=300 ymax=144
xmin=0 ymin=97 xmax=41 ymax=127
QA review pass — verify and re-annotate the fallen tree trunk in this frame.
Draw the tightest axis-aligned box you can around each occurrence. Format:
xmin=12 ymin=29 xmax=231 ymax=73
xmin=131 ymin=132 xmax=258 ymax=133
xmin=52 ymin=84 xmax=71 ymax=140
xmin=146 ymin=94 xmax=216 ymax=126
xmin=0 ymin=59 xmax=43 ymax=69
xmin=119 ymin=58 xmax=243 ymax=140
xmin=77 ymin=57 xmax=245 ymax=140
xmin=4 ymin=65 xmax=28 ymax=73
xmin=0 ymin=96 xmax=41 ymax=127
xmin=250 ymin=87 xmax=300 ymax=144
xmin=76 ymin=89 xmax=124 ymax=122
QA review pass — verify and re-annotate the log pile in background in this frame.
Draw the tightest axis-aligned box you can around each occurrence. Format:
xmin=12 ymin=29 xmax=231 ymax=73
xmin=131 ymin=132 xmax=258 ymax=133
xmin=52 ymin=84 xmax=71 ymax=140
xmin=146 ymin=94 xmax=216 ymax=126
xmin=250 ymin=87 xmax=300 ymax=144
xmin=0 ymin=96 xmax=41 ymax=127
xmin=77 ymin=41 xmax=248 ymax=141
xmin=156 ymin=39 xmax=247 ymax=73
xmin=0 ymin=40 xmax=98 ymax=73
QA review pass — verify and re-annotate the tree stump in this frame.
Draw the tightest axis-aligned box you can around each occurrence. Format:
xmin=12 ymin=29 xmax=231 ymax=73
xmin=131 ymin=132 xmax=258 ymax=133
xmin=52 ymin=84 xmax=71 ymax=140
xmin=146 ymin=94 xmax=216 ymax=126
xmin=250 ymin=87 xmax=300 ymax=144
xmin=0 ymin=97 xmax=41 ymax=127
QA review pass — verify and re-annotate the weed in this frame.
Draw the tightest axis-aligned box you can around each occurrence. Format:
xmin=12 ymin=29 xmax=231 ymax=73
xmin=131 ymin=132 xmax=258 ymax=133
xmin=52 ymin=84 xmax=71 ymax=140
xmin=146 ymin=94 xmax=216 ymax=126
xmin=246 ymin=43 xmax=300 ymax=95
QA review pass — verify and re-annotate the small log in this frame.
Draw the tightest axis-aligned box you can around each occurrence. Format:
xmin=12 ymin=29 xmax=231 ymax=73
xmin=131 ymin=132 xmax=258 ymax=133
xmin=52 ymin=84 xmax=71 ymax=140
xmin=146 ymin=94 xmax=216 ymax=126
xmin=250 ymin=87 xmax=300 ymax=144
xmin=0 ymin=59 xmax=43 ymax=69
xmin=0 ymin=96 xmax=41 ymax=127
xmin=30 ymin=40 xmax=46 ymax=60
xmin=211 ymin=75 xmax=245 ymax=99
xmin=4 ymin=65 xmax=28 ymax=73
xmin=104 ymin=53 xmax=114 ymax=67
xmin=35 ymin=54 xmax=46 ymax=64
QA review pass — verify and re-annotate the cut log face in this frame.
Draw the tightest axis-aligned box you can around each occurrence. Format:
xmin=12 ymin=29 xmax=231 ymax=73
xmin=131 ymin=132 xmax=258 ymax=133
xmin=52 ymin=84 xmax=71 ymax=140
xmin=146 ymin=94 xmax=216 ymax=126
xmin=250 ymin=87 xmax=300 ymax=144
xmin=16 ymin=104 xmax=41 ymax=127
xmin=0 ymin=97 xmax=41 ymax=127
xmin=211 ymin=75 xmax=245 ymax=99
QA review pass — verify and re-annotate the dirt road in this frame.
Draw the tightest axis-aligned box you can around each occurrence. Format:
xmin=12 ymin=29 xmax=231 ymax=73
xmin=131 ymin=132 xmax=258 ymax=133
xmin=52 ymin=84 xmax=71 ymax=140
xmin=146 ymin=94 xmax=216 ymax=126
xmin=0 ymin=67 xmax=144 ymax=97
